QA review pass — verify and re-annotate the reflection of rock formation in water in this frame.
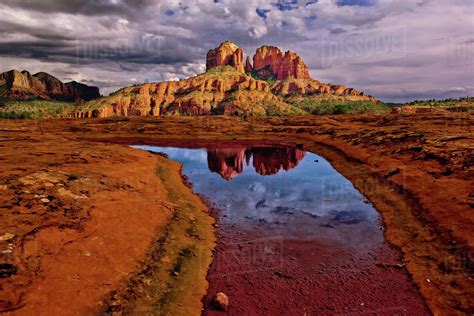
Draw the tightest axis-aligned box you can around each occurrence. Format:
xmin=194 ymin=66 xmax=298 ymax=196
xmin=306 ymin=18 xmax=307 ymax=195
xmin=207 ymin=146 xmax=306 ymax=180
xmin=252 ymin=147 xmax=306 ymax=176
xmin=207 ymin=147 xmax=248 ymax=180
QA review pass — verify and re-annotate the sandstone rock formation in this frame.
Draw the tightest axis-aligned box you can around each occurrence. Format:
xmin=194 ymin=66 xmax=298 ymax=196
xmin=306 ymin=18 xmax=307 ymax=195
xmin=73 ymin=40 xmax=377 ymax=118
xmin=245 ymin=56 xmax=252 ymax=74
xmin=0 ymin=70 xmax=100 ymax=102
xmin=206 ymin=41 xmax=244 ymax=73
xmin=271 ymin=78 xmax=375 ymax=101
xmin=251 ymin=45 xmax=311 ymax=81
xmin=75 ymin=67 xmax=296 ymax=118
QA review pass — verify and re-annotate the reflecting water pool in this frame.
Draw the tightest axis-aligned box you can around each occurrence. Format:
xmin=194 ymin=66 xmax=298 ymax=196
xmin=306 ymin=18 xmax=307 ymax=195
xmin=134 ymin=143 xmax=382 ymax=249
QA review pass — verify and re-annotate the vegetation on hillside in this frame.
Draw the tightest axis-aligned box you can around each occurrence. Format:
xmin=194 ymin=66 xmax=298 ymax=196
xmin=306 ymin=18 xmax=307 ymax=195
xmin=0 ymin=99 xmax=76 ymax=119
xmin=286 ymin=95 xmax=389 ymax=115
xmin=5 ymin=68 xmax=469 ymax=119
xmin=404 ymin=97 xmax=473 ymax=110
xmin=248 ymin=65 xmax=278 ymax=85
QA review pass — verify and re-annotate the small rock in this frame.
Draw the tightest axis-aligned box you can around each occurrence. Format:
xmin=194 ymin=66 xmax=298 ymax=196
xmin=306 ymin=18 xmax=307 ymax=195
xmin=426 ymin=278 xmax=431 ymax=283
xmin=213 ymin=292 xmax=229 ymax=311
xmin=0 ymin=233 xmax=15 ymax=242
xmin=40 ymin=198 xmax=50 ymax=203
xmin=84 ymin=251 xmax=91 ymax=257
xmin=0 ymin=263 xmax=17 ymax=277
xmin=0 ymin=185 xmax=8 ymax=191
xmin=2 ymin=250 xmax=12 ymax=254
xmin=384 ymin=167 xmax=401 ymax=179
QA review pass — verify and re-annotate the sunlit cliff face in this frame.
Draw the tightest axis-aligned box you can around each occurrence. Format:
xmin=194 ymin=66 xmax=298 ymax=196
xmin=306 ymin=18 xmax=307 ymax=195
xmin=207 ymin=146 xmax=306 ymax=180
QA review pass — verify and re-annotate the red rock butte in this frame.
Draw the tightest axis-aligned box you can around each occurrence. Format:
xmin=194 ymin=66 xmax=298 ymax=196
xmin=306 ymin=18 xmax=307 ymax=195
xmin=251 ymin=45 xmax=311 ymax=81
xmin=72 ymin=40 xmax=376 ymax=118
xmin=206 ymin=41 xmax=245 ymax=73
xmin=206 ymin=41 xmax=311 ymax=81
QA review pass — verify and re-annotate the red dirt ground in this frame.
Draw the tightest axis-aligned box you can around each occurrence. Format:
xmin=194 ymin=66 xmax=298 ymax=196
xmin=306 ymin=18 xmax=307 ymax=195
xmin=0 ymin=113 xmax=472 ymax=315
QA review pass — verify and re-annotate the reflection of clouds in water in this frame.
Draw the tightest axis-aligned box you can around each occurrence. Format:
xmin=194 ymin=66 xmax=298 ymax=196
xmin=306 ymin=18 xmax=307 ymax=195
xmin=138 ymin=145 xmax=380 ymax=237
xmin=248 ymin=182 xmax=266 ymax=194
xmin=134 ymin=146 xmax=208 ymax=163
xmin=182 ymin=149 xmax=207 ymax=162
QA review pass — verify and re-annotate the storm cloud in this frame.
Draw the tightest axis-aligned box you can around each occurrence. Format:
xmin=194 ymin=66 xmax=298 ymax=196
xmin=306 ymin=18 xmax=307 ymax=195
xmin=0 ymin=0 xmax=472 ymax=102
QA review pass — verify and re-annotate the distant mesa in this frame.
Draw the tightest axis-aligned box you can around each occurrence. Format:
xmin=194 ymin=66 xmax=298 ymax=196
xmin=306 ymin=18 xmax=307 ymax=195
xmin=0 ymin=69 xmax=100 ymax=102
xmin=207 ymin=146 xmax=306 ymax=180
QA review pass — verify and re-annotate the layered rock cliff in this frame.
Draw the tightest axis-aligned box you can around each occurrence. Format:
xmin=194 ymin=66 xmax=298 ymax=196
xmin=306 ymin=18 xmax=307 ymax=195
xmin=0 ymin=70 xmax=100 ymax=102
xmin=74 ymin=40 xmax=376 ymax=118
xmin=74 ymin=66 xmax=296 ymax=118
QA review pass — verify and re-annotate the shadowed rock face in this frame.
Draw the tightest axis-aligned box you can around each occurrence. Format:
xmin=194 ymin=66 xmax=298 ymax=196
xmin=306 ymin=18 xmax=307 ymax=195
xmin=245 ymin=56 xmax=252 ymax=74
xmin=0 ymin=70 xmax=100 ymax=102
xmin=207 ymin=146 xmax=306 ymax=180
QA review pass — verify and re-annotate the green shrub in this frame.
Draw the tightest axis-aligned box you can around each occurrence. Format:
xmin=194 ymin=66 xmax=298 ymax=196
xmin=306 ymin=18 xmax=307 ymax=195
xmin=0 ymin=99 xmax=74 ymax=119
xmin=289 ymin=97 xmax=389 ymax=115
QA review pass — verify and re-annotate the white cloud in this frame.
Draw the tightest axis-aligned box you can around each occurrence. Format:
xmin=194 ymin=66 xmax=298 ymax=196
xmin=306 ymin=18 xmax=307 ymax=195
xmin=0 ymin=0 xmax=472 ymax=102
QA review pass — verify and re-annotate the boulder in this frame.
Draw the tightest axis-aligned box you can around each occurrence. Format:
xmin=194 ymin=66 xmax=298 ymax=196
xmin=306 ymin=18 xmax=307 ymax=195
xmin=213 ymin=292 xmax=229 ymax=311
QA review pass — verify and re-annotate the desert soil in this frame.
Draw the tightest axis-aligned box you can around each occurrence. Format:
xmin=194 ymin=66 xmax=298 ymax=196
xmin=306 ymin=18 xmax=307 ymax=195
xmin=0 ymin=112 xmax=472 ymax=315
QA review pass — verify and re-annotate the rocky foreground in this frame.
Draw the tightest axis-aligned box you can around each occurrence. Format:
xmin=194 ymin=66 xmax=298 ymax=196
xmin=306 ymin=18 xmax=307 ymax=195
xmin=0 ymin=112 xmax=472 ymax=315
xmin=74 ymin=41 xmax=376 ymax=118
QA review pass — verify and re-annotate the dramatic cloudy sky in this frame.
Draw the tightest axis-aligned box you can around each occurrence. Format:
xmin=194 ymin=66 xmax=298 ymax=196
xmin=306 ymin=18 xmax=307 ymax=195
xmin=0 ymin=0 xmax=472 ymax=102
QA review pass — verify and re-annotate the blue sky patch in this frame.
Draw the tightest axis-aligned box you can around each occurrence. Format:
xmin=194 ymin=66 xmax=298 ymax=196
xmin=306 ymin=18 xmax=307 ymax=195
xmin=275 ymin=0 xmax=298 ymax=11
xmin=164 ymin=9 xmax=175 ymax=16
xmin=336 ymin=0 xmax=376 ymax=6
xmin=305 ymin=15 xmax=317 ymax=26
xmin=256 ymin=8 xmax=271 ymax=19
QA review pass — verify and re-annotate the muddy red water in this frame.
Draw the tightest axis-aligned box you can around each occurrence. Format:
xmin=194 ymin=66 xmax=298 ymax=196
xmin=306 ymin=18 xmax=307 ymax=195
xmin=135 ymin=142 xmax=429 ymax=315
xmin=204 ymin=222 xmax=428 ymax=315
